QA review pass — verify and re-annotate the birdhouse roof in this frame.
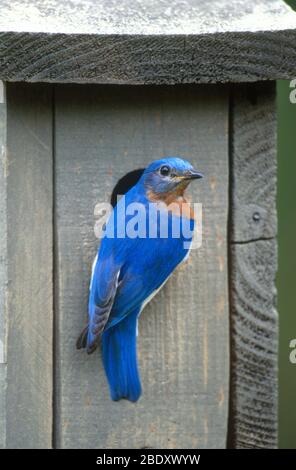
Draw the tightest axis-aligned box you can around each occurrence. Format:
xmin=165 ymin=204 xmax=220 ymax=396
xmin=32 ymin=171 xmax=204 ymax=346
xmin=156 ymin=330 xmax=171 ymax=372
xmin=0 ymin=0 xmax=296 ymax=84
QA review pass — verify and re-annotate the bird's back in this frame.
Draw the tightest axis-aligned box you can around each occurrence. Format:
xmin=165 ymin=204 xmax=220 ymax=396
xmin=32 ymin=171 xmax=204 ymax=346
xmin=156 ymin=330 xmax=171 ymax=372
xmin=100 ymin=185 xmax=194 ymax=330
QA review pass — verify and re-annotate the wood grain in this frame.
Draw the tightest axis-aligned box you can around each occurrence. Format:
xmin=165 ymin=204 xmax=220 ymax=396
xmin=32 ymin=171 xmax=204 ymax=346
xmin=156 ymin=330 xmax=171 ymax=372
xmin=5 ymin=84 xmax=53 ymax=448
xmin=0 ymin=80 xmax=7 ymax=449
xmin=228 ymin=82 xmax=278 ymax=448
xmin=230 ymin=83 xmax=277 ymax=243
xmin=0 ymin=1 xmax=295 ymax=84
xmin=54 ymin=84 xmax=229 ymax=449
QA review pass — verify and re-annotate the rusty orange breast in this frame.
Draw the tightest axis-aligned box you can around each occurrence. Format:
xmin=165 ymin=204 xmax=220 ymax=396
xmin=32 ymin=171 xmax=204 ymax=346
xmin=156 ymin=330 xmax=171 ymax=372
xmin=147 ymin=189 xmax=195 ymax=220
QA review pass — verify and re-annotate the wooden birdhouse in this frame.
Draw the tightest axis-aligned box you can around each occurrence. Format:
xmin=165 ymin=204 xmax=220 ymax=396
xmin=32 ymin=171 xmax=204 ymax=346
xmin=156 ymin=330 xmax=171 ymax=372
xmin=1 ymin=0 xmax=296 ymax=449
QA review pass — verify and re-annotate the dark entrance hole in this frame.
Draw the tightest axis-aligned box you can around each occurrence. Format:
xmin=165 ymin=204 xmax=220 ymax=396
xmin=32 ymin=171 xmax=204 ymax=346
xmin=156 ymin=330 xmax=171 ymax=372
xmin=110 ymin=168 xmax=145 ymax=207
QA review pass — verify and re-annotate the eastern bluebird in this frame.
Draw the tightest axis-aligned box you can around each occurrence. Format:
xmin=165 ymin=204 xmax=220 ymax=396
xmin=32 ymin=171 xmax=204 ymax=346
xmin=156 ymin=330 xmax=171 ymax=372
xmin=77 ymin=157 xmax=203 ymax=402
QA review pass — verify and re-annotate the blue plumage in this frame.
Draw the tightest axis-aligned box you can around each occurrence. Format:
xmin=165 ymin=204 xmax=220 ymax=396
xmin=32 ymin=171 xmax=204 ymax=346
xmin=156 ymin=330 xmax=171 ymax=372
xmin=77 ymin=157 xmax=203 ymax=401
xmin=102 ymin=309 xmax=141 ymax=402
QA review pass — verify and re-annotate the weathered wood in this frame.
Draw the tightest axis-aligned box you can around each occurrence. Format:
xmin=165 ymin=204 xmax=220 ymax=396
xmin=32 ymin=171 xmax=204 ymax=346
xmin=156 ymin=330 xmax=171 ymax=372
xmin=228 ymin=82 xmax=278 ymax=448
xmin=0 ymin=80 xmax=7 ymax=449
xmin=54 ymin=85 xmax=229 ymax=449
xmin=0 ymin=367 xmax=6 ymax=449
xmin=230 ymin=83 xmax=277 ymax=243
xmin=0 ymin=1 xmax=295 ymax=84
xmin=5 ymin=83 xmax=53 ymax=448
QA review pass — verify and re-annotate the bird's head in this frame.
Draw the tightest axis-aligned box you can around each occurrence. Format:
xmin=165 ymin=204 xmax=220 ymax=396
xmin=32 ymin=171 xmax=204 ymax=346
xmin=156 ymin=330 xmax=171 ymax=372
xmin=142 ymin=157 xmax=203 ymax=198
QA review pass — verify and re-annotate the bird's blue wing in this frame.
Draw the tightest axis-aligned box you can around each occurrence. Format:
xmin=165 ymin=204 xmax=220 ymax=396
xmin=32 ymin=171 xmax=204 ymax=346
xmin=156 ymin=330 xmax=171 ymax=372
xmin=86 ymin=246 xmax=121 ymax=353
xmin=105 ymin=231 xmax=191 ymax=330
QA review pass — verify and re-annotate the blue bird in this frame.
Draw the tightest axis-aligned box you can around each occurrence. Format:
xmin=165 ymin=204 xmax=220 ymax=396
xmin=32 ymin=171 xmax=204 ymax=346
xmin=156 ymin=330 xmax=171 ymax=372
xmin=77 ymin=157 xmax=203 ymax=402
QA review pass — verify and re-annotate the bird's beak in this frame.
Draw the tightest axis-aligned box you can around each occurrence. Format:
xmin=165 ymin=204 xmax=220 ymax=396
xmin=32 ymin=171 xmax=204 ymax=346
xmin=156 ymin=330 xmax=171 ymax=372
xmin=183 ymin=169 xmax=204 ymax=180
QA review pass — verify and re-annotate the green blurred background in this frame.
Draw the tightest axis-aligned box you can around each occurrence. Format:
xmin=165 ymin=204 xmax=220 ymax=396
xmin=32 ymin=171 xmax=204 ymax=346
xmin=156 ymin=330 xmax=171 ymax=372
xmin=278 ymin=0 xmax=296 ymax=449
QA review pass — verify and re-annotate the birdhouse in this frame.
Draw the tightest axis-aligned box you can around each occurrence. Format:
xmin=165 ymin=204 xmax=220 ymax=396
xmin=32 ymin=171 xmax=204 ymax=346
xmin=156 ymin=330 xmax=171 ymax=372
xmin=1 ymin=0 xmax=296 ymax=449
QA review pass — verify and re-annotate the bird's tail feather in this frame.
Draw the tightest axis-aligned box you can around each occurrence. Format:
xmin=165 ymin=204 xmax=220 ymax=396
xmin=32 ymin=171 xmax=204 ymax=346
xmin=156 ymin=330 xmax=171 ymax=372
xmin=102 ymin=309 xmax=141 ymax=402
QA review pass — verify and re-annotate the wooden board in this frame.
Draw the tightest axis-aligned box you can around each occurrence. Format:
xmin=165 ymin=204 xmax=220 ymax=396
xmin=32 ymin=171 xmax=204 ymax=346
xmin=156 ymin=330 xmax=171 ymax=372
xmin=228 ymin=83 xmax=278 ymax=448
xmin=0 ymin=80 xmax=7 ymax=449
xmin=4 ymin=84 xmax=53 ymax=448
xmin=0 ymin=1 xmax=295 ymax=84
xmin=54 ymin=85 xmax=230 ymax=449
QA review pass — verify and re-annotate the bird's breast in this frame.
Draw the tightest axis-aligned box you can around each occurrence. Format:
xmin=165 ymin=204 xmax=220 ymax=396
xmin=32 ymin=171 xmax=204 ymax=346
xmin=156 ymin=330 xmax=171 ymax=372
xmin=146 ymin=190 xmax=195 ymax=220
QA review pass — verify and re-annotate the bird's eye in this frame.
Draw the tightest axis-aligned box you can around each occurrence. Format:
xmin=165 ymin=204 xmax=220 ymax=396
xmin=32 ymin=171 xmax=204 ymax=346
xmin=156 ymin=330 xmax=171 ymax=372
xmin=160 ymin=165 xmax=171 ymax=176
